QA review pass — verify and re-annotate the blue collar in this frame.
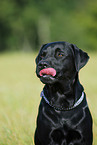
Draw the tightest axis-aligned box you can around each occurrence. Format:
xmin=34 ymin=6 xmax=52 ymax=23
xmin=40 ymin=91 xmax=84 ymax=111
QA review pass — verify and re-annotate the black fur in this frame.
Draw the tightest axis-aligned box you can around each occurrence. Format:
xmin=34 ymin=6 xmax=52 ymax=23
xmin=35 ymin=41 xmax=93 ymax=145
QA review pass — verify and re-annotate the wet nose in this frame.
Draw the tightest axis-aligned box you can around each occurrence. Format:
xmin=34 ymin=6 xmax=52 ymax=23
xmin=38 ymin=61 xmax=49 ymax=69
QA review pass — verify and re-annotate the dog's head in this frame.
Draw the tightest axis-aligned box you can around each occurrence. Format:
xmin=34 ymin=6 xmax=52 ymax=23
xmin=35 ymin=42 xmax=89 ymax=84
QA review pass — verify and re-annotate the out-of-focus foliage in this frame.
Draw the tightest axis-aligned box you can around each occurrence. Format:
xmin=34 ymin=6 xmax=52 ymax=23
xmin=0 ymin=0 xmax=97 ymax=52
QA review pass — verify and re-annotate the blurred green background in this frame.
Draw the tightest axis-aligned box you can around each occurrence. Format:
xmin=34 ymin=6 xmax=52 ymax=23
xmin=0 ymin=0 xmax=97 ymax=145
xmin=1 ymin=0 xmax=97 ymax=52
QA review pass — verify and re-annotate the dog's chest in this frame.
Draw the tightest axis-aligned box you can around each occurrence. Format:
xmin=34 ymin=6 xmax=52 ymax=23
xmin=36 ymin=99 xmax=92 ymax=144
xmin=38 ymin=99 xmax=87 ymax=125
xmin=38 ymin=102 xmax=85 ymax=131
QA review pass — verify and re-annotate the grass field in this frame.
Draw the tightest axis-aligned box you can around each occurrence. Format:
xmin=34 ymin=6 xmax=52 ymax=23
xmin=0 ymin=52 xmax=97 ymax=145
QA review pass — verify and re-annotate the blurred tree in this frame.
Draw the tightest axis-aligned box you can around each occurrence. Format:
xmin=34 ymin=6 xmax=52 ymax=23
xmin=0 ymin=0 xmax=97 ymax=52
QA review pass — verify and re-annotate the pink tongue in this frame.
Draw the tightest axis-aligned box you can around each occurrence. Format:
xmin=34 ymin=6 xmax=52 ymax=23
xmin=39 ymin=68 xmax=56 ymax=77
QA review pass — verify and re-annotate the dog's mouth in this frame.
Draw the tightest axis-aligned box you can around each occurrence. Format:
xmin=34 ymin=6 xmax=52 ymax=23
xmin=38 ymin=68 xmax=57 ymax=84
xmin=39 ymin=68 xmax=56 ymax=77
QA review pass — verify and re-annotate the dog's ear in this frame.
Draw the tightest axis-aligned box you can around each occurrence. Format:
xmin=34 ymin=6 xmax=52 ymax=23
xmin=71 ymin=44 xmax=89 ymax=71
xmin=35 ymin=43 xmax=47 ymax=64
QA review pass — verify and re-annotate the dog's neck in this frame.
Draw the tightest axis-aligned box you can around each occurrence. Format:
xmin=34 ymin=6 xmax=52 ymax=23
xmin=43 ymin=76 xmax=84 ymax=109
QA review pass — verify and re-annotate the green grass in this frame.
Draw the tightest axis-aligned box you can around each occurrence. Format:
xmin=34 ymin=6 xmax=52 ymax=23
xmin=0 ymin=52 xmax=97 ymax=145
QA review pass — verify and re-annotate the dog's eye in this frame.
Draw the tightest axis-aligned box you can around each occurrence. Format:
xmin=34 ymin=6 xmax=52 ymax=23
xmin=55 ymin=48 xmax=64 ymax=58
xmin=58 ymin=53 xmax=63 ymax=57
xmin=40 ymin=52 xmax=46 ymax=58
xmin=56 ymin=51 xmax=64 ymax=57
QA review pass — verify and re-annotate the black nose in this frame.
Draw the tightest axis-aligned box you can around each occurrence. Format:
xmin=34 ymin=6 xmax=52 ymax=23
xmin=38 ymin=61 xmax=49 ymax=69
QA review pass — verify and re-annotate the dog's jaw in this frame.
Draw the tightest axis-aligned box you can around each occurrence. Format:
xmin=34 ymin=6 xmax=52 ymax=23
xmin=40 ymin=75 xmax=56 ymax=84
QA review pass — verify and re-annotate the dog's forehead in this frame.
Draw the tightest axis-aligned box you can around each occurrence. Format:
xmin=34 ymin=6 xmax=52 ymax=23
xmin=40 ymin=42 xmax=72 ymax=53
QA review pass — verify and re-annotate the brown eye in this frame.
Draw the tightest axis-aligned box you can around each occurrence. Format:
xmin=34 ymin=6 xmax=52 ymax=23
xmin=55 ymin=48 xmax=64 ymax=58
xmin=55 ymin=48 xmax=64 ymax=57
xmin=58 ymin=53 xmax=63 ymax=57
xmin=56 ymin=51 xmax=64 ymax=57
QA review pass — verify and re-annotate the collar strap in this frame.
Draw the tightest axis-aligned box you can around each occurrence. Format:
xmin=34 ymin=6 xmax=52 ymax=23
xmin=40 ymin=91 xmax=84 ymax=111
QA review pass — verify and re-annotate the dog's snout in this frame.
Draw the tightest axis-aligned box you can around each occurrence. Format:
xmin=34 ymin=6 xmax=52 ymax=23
xmin=38 ymin=61 xmax=49 ymax=69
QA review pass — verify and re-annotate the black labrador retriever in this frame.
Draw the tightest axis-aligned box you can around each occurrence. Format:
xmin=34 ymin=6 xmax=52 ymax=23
xmin=34 ymin=41 xmax=93 ymax=145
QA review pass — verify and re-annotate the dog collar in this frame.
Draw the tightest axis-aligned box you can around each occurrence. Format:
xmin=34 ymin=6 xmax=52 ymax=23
xmin=40 ymin=91 xmax=84 ymax=111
